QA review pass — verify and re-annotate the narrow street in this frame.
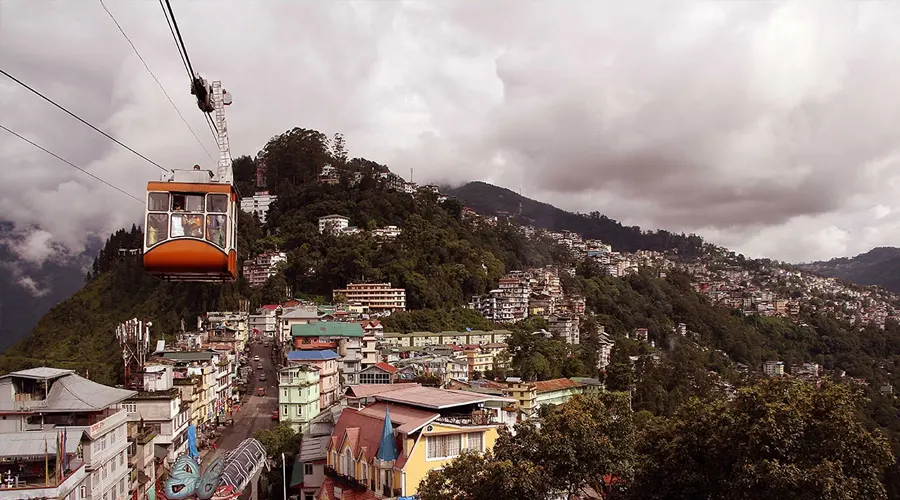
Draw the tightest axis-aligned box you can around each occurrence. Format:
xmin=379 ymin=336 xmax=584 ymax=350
xmin=204 ymin=340 xmax=279 ymax=463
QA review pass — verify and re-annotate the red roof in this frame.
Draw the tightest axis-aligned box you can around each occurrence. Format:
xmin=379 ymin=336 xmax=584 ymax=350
xmin=533 ymin=378 xmax=583 ymax=393
xmin=260 ymin=304 xmax=280 ymax=311
xmin=373 ymin=362 xmax=398 ymax=374
xmin=318 ymin=477 xmax=379 ymax=500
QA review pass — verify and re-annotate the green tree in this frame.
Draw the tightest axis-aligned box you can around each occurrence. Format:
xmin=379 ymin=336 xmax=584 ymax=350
xmin=420 ymin=393 xmax=635 ymax=499
xmin=630 ymin=378 xmax=895 ymax=500
xmin=254 ymin=423 xmax=299 ymax=458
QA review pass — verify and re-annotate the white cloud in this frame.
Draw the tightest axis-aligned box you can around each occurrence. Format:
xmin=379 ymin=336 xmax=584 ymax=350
xmin=2 ymin=0 xmax=900 ymax=265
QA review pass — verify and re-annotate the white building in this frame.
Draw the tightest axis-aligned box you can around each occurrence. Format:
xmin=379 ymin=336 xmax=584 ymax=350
xmin=123 ymin=365 xmax=190 ymax=464
xmin=332 ymin=283 xmax=406 ymax=313
xmin=318 ymin=215 xmax=350 ymax=235
xmin=763 ymin=361 xmax=785 ymax=377
xmin=372 ymin=225 xmax=402 ymax=239
xmin=240 ymin=191 xmax=277 ymax=223
xmin=249 ymin=304 xmax=280 ymax=339
xmin=0 ymin=368 xmax=136 ymax=500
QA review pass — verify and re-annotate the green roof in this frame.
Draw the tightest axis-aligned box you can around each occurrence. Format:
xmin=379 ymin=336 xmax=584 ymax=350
xmin=291 ymin=323 xmax=363 ymax=337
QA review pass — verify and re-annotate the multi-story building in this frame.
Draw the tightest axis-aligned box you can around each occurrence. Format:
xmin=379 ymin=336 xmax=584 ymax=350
xmin=0 ymin=367 xmax=137 ymax=500
xmin=278 ymin=306 xmax=320 ymax=344
xmin=277 ymin=365 xmax=321 ymax=433
xmin=332 ymin=282 xmax=406 ymax=313
xmin=380 ymin=330 xmax=512 ymax=348
xmin=163 ymin=351 xmax=220 ymax=425
xmin=239 ymin=191 xmax=277 ymax=223
xmin=123 ymin=365 xmax=190 ymax=464
xmin=324 ymin=385 xmax=516 ymax=497
xmin=287 ymin=350 xmax=340 ymax=409
xmin=472 ymin=278 xmax=531 ymax=323
xmin=318 ymin=215 xmax=350 ymax=235
xmin=242 ymin=251 xmax=287 ymax=288
xmin=763 ymin=361 xmax=785 ymax=377
xmin=249 ymin=304 xmax=280 ymax=339
xmin=549 ymin=315 xmax=580 ymax=344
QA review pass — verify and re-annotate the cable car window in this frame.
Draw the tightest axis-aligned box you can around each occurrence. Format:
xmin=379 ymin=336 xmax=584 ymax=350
xmin=207 ymin=194 xmax=228 ymax=213
xmin=206 ymin=215 xmax=227 ymax=248
xmin=146 ymin=214 xmax=169 ymax=246
xmin=148 ymin=193 xmax=169 ymax=212
xmin=172 ymin=193 xmax=204 ymax=212
xmin=171 ymin=213 xmax=203 ymax=238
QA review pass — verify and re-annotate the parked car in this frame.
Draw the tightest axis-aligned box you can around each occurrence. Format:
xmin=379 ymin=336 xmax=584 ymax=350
xmin=259 ymin=373 xmax=267 ymax=381
xmin=270 ymin=410 xmax=279 ymax=421
xmin=257 ymin=387 xmax=265 ymax=396
xmin=254 ymin=355 xmax=260 ymax=362
xmin=257 ymin=364 xmax=263 ymax=370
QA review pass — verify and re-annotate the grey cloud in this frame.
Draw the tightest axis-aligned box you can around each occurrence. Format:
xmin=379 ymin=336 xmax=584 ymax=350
xmin=3 ymin=0 xmax=900 ymax=269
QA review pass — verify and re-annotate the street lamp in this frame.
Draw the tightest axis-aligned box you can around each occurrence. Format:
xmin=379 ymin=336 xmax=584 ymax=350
xmin=281 ymin=452 xmax=287 ymax=500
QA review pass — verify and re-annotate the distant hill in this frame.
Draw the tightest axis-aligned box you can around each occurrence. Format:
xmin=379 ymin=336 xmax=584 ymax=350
xmin=796 ymin=247 xmax=900 ymax=293
xmin=445 ymin=181 xmax=705 ymax=256
xmin=0 ymin=224 xmax=91 ymax=354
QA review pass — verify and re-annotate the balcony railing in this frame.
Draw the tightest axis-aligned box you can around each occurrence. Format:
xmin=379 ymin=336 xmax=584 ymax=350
xmin=323 ymin=465 xmax=367 ymax=492
xmin=435 ymin=410 xmax=494 ymax=426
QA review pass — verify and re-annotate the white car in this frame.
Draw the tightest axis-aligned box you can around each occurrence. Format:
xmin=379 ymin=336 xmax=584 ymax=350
xmin=254 ymin=355 xmax=260 ymax=362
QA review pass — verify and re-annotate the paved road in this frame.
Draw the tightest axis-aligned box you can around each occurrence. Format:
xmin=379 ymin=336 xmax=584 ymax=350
xmin=204 ymin=340 xmax=279 ymax=463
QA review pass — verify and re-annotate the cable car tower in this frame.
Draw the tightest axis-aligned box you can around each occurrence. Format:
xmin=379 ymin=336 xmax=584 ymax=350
xmin=142 ymin=77 xmax=239 ymax=282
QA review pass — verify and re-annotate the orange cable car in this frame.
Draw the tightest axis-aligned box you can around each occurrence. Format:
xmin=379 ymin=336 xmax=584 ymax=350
xmin=143 ymin=168 xmax=239 ymax=282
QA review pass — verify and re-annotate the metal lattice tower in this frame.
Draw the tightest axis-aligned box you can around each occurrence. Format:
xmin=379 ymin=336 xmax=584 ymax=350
xmin=212 ymin=80 xmax=233 ymax=185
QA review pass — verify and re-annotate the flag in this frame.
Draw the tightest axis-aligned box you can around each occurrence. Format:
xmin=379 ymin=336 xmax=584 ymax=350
xmin=44 ymin=437 xmax=49 ymax=485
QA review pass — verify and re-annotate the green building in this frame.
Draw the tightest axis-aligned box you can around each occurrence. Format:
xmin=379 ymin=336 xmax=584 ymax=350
xmin=278 ymin=364 xmax=320 ymax=433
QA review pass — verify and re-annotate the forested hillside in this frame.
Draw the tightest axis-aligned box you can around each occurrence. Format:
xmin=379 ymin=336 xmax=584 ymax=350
xmin=1 ymin=127 xmax=897 ymax=496
xmin=446 ymin=181 xmax=706 ymax=256
xmin=798 ymin=246 xmax=900 ymax=293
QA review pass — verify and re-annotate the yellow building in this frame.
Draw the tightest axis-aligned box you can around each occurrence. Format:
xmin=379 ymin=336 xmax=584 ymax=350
xmin=320 ymin=385 xmax=515 ymax=498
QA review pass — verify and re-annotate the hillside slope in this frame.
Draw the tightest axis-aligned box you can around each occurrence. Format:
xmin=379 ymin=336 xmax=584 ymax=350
xmin=446 ymin=181 xmax=705 ymax=256
xmin=796 ymin=247 xmax=900 ymax=293
xmin=0 ymin=224 xmax=92 ymax=353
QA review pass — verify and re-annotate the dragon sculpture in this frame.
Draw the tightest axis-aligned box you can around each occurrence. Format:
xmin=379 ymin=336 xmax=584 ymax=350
xmin=160 ymin=455 xmax=237 ymax=500
xmin=157 ymin=439 xmax=267 ymax=500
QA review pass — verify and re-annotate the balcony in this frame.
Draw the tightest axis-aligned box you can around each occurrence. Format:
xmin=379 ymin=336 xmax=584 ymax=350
xmin=0 ymin=461 xmax=85 ymax=500
xmin=323 ymin=465 xmax=367 ymax=493
xmin=435 ymin=410 xmax=495 ymax=426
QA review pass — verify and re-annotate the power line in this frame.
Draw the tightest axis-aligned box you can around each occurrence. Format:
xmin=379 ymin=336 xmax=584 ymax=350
xmin=99 ymin=0 xmax=215 ymax=163
xmin=0 ymin=124 xmax=143 ymax=203
xmin=0 ymin=68 xmax=168 ymax=172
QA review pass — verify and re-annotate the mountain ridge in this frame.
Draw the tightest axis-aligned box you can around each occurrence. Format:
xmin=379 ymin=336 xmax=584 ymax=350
xmin=796 ymin=246 xmax=900 ymax=293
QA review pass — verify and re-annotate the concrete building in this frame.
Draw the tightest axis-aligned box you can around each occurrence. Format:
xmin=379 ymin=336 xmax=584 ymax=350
xmin=318 ymin=215 xmax=350 ymax=235
xmin=0 ymin=367 xmax=137 ymax=500
xmin=287 ymin=350 xmax=340 ymax=409
xmin=332 ymin=282 xmax=407 ymax=313
xmin=242 ymin=251 xmax=287 ymax=288
xmin=123 ymin=365 xmax=190 ymax=464
xmin=277 ymin=365 xmax=321 ymax=433
xmin=240 ymin=191 xmax=277 ymax=223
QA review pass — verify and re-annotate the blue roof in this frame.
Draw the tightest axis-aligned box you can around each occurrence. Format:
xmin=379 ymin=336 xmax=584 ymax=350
xmin=287 ymin=349 xmax=339 ymax=361
xmin=376 ymin=407 xmax=398 ymax=462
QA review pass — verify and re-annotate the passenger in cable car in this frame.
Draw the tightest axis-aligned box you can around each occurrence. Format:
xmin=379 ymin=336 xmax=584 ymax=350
xmin=206 ymin=215 xmax=227 ymax=248
xmin=183 ymin=214 xmax=204 ymax=238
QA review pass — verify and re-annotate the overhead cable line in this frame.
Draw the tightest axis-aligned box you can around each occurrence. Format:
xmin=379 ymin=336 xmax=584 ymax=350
xmin=0 ymin=68 xmax=168 ymax=173
xmin=161 ymin=0 xmax=197 ymax=80
xmin=99 ymin=0 xmax=215 ymax=163
xmin=0 ymin=124 xmax=143 ymax=203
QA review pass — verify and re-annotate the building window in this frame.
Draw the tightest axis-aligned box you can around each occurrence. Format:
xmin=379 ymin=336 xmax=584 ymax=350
xmin=283 ymin=406 xmax=288 ymax=416
xmin=80 ymin=485 xmax=87 ymax=498
xmin=426 ymin=434 xmax=461 ymax=460
xmin=123 ymin=402 xmax=137 ymax=413
xmin=304 ymin=463 xmax=313 ymax=475
xmin=297 ymin=405 xmax=302 ymax=416
xmin=464 ymin=432 xmax=483 ymax=452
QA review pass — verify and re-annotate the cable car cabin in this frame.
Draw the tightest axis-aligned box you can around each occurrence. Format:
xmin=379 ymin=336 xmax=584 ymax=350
xmin=143 ymin=168 xmax=238 ymax=282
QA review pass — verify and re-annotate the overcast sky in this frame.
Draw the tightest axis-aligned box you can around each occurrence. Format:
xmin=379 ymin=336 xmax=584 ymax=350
xmin=3 ymin=0 xmax=900 ymax=294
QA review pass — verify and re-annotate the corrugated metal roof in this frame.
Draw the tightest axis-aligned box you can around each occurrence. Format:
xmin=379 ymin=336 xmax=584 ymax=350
xmin=375 ymin=386 xmax=515 ymax=410
xmin=7 ymin=368 xmax=75 ymax=380
xmin=0 ymin=429 xmax=84 ymax=458
xmin=43 ymin=374 xmax=137 ymax=411
xmin=298 ymin=435 xmax=329 ymax=463
xmin=291 ymin=323 xmax=363 ymax=337
xmin=287 ymin=350 xmax=339 ymax=361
